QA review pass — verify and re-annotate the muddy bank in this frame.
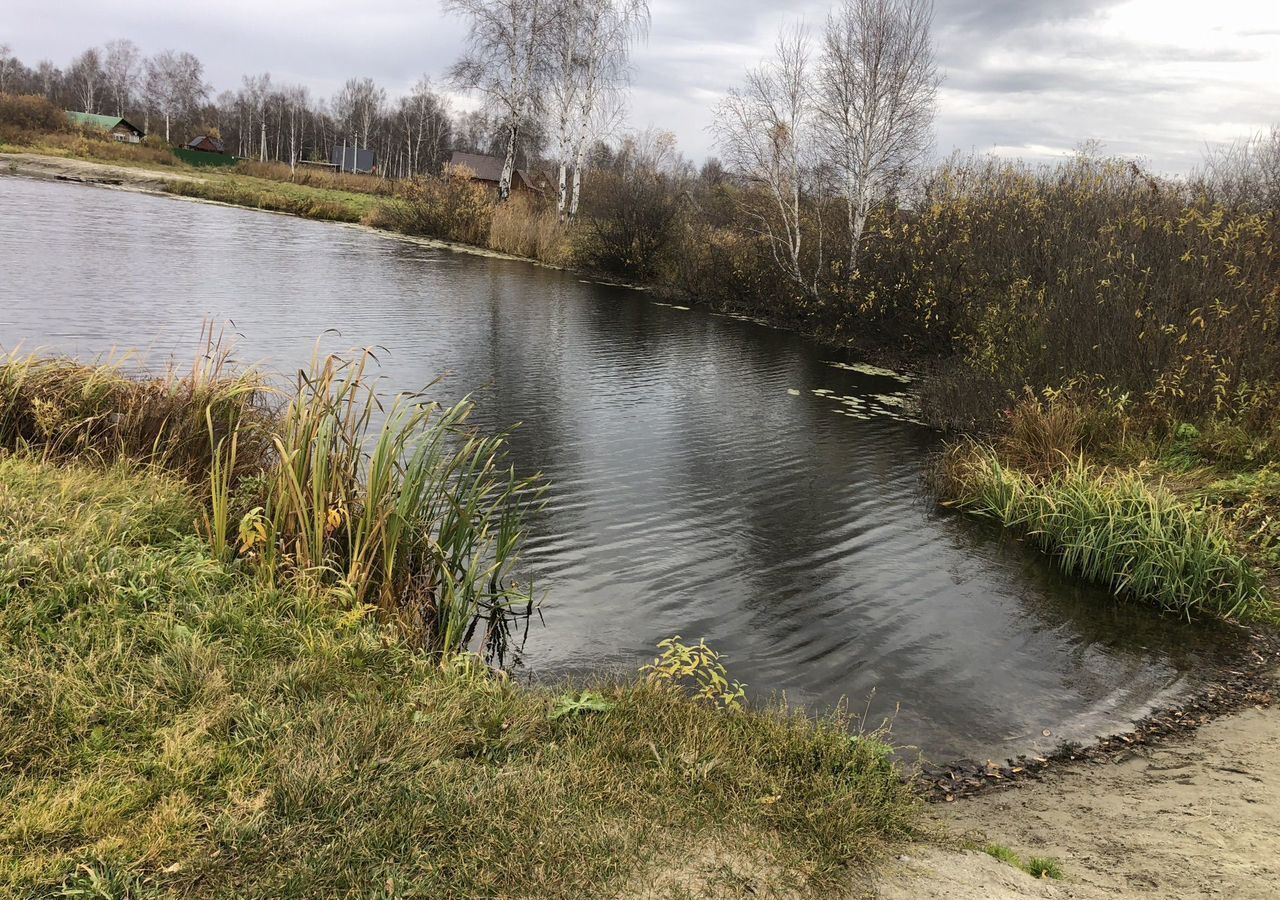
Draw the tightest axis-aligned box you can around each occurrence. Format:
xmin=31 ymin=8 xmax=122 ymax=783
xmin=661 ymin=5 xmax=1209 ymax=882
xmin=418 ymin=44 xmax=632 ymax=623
xmin=916 ymin=628 xmax=1280 ymax=803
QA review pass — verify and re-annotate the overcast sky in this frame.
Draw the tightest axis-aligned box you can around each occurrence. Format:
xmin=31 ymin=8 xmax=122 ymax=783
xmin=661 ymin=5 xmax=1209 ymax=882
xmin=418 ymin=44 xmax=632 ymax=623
xmin=7 ymin=0 xmax=1280 ymax=173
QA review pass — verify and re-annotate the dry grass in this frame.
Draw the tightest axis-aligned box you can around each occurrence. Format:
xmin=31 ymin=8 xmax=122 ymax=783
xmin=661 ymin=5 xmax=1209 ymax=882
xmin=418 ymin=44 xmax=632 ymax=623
xmin=995 ymin=396 xmax=1087 ymax=473
xmin=235 ymin=158 xmax=399 ymax=197
xmin=161 ymin=175 xmax=374 ymax=222
xmin=0 ymin=341 xmax=268 ymax=481
xmin=488 ymin=194 xmax=572 ymax=264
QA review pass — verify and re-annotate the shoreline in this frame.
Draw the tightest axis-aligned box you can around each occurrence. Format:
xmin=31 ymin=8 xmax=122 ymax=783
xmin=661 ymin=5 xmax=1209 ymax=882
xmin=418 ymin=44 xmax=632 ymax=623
xmin=916 ymin=628 xmax=1279 ymax=803
xmin=0 ymin=152 xmax=567 ymax=271
xmin=6 ymin=150 xmax=1277 ymax=801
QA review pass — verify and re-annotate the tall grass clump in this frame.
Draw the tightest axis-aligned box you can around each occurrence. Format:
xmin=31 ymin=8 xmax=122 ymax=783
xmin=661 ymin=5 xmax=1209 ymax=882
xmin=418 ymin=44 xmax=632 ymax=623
xmin=0 ymin=345 xmax=539 ymax=656
xmin=488 ymin=193 xmax=571 ymax=264
xmin=0 ymin=343 xmax=267 ymax=480
xmin=939 ymin=443 xmax=1270 ymax=621
xmin=250 ymin=352 xmax=541 ymax=655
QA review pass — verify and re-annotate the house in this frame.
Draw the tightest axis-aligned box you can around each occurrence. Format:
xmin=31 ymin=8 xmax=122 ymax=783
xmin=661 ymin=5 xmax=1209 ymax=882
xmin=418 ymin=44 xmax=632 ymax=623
xmin=186 ymin=135 xmax=226 ymax=154
xmin=65 ymin=111 xmax=145 ymax=143
xmin=448 ymin=151 xmax=548 ymax=194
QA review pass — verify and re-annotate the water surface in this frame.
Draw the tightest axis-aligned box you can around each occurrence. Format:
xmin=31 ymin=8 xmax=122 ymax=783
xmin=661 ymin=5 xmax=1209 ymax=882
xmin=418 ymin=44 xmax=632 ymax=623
xmin=0 ymin=176 xmax=1241 ymax=761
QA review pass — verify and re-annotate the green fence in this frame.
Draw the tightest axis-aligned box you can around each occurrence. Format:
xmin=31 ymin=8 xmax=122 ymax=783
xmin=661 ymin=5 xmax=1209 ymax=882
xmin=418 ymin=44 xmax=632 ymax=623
xmin=173 ymin=148 xmax=239 ymax=168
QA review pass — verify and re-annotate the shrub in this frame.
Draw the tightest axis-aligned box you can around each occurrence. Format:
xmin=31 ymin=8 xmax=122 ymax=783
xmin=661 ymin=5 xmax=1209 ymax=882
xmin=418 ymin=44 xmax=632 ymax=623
xmin=0 ymin=92 xmax=67 ymax=142
xmin=573 ymin=166 xmax=684 ymax=279
xmin=879 ymin=153 xmax=1280 ymax=434
xmin=368 ymin=165 xmax=496 ymax=245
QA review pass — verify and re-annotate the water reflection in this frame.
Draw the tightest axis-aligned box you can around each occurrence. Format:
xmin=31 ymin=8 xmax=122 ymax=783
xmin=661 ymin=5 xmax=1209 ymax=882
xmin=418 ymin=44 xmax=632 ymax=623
xmin=0 ymin=176 xmax=1245 ymax=761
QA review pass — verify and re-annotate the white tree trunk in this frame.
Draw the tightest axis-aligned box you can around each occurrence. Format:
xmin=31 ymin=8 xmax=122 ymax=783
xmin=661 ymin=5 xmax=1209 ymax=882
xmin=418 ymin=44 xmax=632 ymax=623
xmin=499 ymin=120 xmax=518 ymax=201
xmin=557 ymin=162 xmax=569 ymax=220
xmin=569 ymin=146 xmax=585 ymax=219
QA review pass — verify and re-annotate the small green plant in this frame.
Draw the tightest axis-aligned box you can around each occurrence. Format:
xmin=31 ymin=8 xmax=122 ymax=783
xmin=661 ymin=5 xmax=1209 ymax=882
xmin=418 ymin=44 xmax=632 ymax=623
xmin=983 ymin=844 xmax=1064 ymax=880
xmin=59 ymin=860 xmax=150 ymax=899
xmin=982 ymin=843 xmax=1021 ymax=867
xmin=642 ymin=636 xmax=747 ymax=710
xmin=1026 ymin=857 xmax=1064 ymax=880
xmin=548 ymin=690 xmax=615 ymax=720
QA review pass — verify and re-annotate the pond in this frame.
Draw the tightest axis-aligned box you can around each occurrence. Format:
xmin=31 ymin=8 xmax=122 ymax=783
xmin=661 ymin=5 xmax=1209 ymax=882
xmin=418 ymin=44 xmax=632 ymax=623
xmin=0 ymin=175 xmax=1242 ymax=762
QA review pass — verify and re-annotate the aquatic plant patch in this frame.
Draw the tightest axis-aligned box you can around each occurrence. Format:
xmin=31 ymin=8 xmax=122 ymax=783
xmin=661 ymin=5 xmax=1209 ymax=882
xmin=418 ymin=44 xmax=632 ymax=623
xmin=940 ymin=444 xmax=1271 ymax=622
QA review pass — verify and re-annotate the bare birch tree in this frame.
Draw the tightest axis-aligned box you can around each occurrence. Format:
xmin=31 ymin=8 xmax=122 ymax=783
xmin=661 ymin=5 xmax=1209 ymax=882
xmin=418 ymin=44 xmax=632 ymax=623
xmin=283 ymin=84 xmax=310 ymax=170
xmin=68 ymin=48 xmax=104 ymax=113
xmin=399 ymin=77 xmax=451 ymax=177
xmin=144 ymin=51 xmax=208 ymax=142
xmin=546 ymin=0 xmax=649 ymax=219
xmin=0 ymin=44 xmax=19 ymax=95
xmin=103 ymin=39 xmax=141 ymax=117
xmin=241 ymin=73 xmax=272 ymax=160
xmin=333 ymin=76 xmax=386 ymax=170
xmin=446 ymin=0 xmax=553 ymax=200
xmin=1199 ymin=124 xmax=1280 ymax=213
xmin=713 ymin=25 xmax=824 ymax=299
xmin=817 ymin=0 xmax=938 ymax=274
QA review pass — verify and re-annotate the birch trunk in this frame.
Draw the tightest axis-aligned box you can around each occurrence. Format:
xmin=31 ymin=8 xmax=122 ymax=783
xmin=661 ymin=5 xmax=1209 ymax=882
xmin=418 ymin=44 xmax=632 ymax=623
xmin=499 ymin=120 xmax=519 ymax=201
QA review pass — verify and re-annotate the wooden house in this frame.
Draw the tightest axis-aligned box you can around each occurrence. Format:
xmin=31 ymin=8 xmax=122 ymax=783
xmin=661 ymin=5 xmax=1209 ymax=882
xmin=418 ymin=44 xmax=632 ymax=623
xmin=186 ymin=135 xmax=226 ymax=154
xmin=448 ymin=151 xmax=548 ymax=194
xmin=65 ymin=112 xmax=145 ymax=143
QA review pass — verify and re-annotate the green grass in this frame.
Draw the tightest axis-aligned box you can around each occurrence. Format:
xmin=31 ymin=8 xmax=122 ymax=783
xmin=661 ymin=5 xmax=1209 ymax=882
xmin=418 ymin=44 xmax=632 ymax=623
xmin=1026 ymin=857 xmax=1065 ymax=880
xmin=0 ymin=452 xmax=918 ymax=898
xmin=161 ymin=173 xmax=379 ymax=223
xmin=940 ymin=443 xmax=1273 ymax=622
xmin=982 ymin=844 xmax=1064 ymax=880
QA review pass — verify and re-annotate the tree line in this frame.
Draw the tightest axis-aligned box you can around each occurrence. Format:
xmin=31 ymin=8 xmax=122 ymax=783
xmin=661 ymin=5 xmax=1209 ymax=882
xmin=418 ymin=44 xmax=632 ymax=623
xmin=0 ymin=0 xmax=648 ymax=194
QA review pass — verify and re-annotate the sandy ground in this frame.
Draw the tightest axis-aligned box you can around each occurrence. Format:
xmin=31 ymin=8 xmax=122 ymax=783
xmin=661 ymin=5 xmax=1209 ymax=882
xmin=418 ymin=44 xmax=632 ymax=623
xmin=0 ymin=151 xmax=206 ymax=191
xmin=876 ymin=702 xmax=1280 ymax=899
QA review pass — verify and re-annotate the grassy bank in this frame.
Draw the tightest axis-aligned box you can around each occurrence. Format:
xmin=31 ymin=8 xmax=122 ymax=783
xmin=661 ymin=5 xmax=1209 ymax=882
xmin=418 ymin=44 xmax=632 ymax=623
xmin=160 ymin=171 xmax=381 ymax=223
xmin=936 ymin=401 xmax=1279 ymax=624
xmin=0 ymin=353 xmax=919 ymax=897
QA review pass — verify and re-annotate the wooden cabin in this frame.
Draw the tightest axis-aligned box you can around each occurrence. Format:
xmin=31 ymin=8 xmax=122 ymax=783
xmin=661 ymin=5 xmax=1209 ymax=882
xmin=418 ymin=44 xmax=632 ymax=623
xmin=448 ymin=151 xmax=548 ymax=194
xmin=65 ymin=111 xmax=145 ymax=143
xmin=186 ymin=135 xmax=226 ymax=154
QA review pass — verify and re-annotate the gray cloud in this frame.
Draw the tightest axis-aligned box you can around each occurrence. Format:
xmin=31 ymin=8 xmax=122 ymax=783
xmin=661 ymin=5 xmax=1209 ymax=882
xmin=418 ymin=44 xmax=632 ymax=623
xmin=6 ymin=0 xmax=1279 ymax=173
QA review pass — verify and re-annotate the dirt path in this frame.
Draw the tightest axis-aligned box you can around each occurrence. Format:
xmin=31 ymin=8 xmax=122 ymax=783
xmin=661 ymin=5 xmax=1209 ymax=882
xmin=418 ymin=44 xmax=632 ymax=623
xmin=1 ymin=152 xmax=205 ymax=192
xmin=877 ymin=701 xmax=1280 ymax=898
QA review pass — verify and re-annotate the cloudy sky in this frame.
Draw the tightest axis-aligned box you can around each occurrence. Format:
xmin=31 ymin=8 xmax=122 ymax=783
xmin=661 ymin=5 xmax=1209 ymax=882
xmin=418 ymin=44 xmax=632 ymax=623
xmin=8 ymin=0 xmax=1280 ymax=173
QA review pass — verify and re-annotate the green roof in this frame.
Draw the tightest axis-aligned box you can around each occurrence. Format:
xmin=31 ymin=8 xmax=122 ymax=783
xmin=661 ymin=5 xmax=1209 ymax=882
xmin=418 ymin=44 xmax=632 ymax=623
xmin=66 ymin=111 xmax=145 ymax=136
